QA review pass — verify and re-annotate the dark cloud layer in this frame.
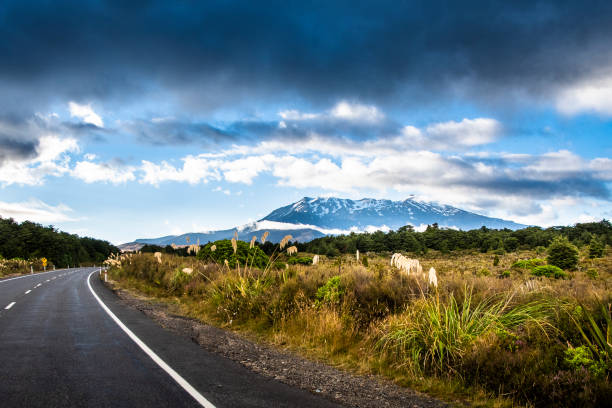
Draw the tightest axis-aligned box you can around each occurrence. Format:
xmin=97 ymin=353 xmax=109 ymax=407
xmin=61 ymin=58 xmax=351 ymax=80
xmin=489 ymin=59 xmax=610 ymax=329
xmin=2 ymin=0 xmax=612 ymax=114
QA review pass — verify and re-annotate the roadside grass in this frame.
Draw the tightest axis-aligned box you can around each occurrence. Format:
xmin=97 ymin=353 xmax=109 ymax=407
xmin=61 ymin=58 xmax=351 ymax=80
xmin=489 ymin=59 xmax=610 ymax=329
xmin=105 ymin=243 xmax=611 ymax=408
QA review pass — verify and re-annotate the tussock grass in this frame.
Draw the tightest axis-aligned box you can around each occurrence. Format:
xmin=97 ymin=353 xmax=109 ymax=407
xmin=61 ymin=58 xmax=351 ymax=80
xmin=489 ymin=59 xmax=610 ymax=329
xmin=374 ymin=287 xmax=555 ymax=373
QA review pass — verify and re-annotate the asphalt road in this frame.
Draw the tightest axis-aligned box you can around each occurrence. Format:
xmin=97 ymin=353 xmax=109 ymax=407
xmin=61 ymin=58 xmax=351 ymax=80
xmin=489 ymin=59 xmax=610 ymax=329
xmin=0 ymin=267 xmax=344 ymax=407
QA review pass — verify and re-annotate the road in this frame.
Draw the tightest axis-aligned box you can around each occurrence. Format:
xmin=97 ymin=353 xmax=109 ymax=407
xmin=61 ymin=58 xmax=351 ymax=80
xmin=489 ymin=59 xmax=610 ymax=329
xmin=0 ymin=267 xmax=343 ymax=407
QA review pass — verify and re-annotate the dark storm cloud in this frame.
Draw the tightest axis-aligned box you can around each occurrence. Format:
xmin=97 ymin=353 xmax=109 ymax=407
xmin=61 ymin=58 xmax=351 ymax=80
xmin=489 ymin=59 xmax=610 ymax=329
xmin=1 ymin=0 xmax=612 ymax=114
xmin=124 ymin=119 xmax=239 ymax=146
xmin=123 ymin=114 xmax=402 ymax=147
xmin=0 ymin=138 xmax=37 ymax=163
xmin=457 ymin=155 xmax=612 ymax=200
xmin=0 ymin=114 xmax=40 ymax=163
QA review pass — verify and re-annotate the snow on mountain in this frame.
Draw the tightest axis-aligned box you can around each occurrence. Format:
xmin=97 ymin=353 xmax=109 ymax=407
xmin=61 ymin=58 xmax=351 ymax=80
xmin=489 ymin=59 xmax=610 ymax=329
xmin=260 ymin=197 xmax=524 ymax=231
xmin=121 ymin=196 xmax=525 ymax=249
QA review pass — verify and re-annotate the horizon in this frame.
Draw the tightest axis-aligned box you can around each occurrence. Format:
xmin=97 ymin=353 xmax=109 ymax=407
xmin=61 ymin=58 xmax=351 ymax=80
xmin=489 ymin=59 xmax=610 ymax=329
xmin=7 ymin=195 xmax=610 ymax=246
xmin=0 ymin=1 xmax=610 ymax=244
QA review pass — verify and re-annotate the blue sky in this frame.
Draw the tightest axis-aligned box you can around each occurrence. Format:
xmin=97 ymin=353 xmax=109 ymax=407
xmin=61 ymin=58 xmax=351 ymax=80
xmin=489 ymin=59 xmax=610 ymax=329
xmin=0 ymin=0 xmax=611 ymax=244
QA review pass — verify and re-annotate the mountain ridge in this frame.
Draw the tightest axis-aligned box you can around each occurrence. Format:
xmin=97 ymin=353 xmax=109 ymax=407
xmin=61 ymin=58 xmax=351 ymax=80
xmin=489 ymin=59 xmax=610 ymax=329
xmin=119 ymin=196 xmax=525 ymax=249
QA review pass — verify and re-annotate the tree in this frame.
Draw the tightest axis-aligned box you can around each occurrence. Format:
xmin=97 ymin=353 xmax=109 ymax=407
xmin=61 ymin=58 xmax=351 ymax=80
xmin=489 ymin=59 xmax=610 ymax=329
xmin=547 ymin=236 xmax=579 ymax=270
xmin=589 ymin=237 xmax=605 ymax=258
xmin=504 ymin=237 xmax=519 ymax=252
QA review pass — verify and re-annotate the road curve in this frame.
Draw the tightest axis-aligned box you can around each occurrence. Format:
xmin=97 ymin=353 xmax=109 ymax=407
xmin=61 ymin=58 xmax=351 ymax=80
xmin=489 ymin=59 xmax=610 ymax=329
xmin=0 ymin=267 xmax=343 ymax=407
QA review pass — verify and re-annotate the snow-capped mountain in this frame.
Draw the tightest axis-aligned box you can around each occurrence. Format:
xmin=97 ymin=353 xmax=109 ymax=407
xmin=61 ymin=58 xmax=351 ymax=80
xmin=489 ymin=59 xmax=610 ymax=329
xmin=120 ymin=196 xmax=525 ymax=249
xmin=261 ymin=197 xmax=525 ymax=231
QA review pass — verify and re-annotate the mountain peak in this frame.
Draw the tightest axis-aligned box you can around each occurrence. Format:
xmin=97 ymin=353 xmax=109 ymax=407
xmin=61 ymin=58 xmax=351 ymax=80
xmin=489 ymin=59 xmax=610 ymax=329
xmin=260 ymin=196 xmax=524 ymax=231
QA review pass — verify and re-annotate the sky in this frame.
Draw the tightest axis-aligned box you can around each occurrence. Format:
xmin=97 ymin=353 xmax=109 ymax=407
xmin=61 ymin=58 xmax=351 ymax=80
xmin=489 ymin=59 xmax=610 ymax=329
xmin=0 ymin=0 xmax=611 ymax=244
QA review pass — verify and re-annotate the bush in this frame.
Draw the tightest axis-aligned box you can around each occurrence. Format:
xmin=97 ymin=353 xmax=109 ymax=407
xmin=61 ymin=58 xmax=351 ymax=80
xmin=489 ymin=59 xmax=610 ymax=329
xmin=547 ymin=236 xmax=579 ymax=270
xmin=586 ymin=268 xmax=598 ymax=279
xmin=512 ymin=258 xmax=546 ymax=270
xmin=589 ymin=238 xmax=605 ymax=259
xmin=477 ymin=268 xmax=491 ymax=276
xmin=196 ymin=239 xmax=268 ymax=269
xmin=504 ymin=237 xmax=519 ymax=252
xmin=361 ymin=255 xmax=369 ymax=267
xmin=287 ymin=256 xmax=313 ymax=265
xmin=315 ymin=276 xmax=344 ymax=307
xmin=564 ymin=346 xmax=607 ymax=377
xmin=531 ymin=265 xmax=568 ymax=279
xmin=493 ymin=255 xmax=500 ymax=266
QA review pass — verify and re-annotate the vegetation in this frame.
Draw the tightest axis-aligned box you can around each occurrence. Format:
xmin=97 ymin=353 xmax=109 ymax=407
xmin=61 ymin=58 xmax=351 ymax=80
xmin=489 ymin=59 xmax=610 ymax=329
xmin=196 ymin=239 xmax=268 ymax=269
xmin=0 ymin=217 xmax=118 ymax=275
xmin=547 ymin=236 xmax=580 ymax=270
xmin=590 ymin=237 xmax=606 ymax=259
xmin=107 ymin=228 xmax=611 ymax=407
xmin=296 ymin=221 xmax=611 ymax=256
xmin=531 ymin=264 xmax=568 ymax=279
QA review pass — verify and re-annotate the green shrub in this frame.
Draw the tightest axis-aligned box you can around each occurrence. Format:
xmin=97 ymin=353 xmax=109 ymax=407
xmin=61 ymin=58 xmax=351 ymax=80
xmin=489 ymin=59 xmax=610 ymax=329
xmin=168 ymin=268 xmax=192 ymax=294
xmin=287 ymin=256 xmax=313 ymax=265
xmin=196 ymin=239 xmax=268 ymax=269
xmin=512 ymin=258 xmax=546 ymax=270
xmin=531 ymin=265 xmax=568 ymax=279
xmin=535 ymin=245 xmax=547 ymax=255
xmin=568 ymin=302 xmax=611 ymax=378
xmin=504 ymin=237 xmax=519 ymax=252
xmin=564 ymin=346 xmax=607 ymax=377
xmin=493 ymin=254 xmax=500 ymax=266
xmin=547 ymin=236 xmax=579 ymax=270
xmin=315 ymin=276 xmax=344 ymax=306
xmin=500 ymin=270 xmax=511 ymax=278
xmin=586 ymin=268 xmax=598 ymax=279
xmin=477 ymin=268 xmax=491 ymax=276
xmin=361 ymin=255 xmax=369 ymax=267
xmin=589 ymin=238 xmax=605 ymax=259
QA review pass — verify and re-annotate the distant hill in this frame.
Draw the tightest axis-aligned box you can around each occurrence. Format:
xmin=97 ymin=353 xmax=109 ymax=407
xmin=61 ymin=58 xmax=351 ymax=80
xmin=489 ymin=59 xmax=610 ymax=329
xmin=119 ymin=196 xmax=525 ymax=250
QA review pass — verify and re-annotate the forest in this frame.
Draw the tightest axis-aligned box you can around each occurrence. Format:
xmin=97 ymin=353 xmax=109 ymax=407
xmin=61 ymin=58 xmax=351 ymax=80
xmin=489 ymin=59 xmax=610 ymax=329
xmin=0 ymin=217 xmax=119 ymax=267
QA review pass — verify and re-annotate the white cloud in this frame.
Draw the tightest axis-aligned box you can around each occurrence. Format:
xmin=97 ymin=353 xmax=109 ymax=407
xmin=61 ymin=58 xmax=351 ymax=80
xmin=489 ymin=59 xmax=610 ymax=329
xmin=0 ymin=199 xmax=76 ymax=223
xmin=72 ymin=160 xmax=136 ymax=184
xmin=278 ymin=100 xmax=383 ymax=124
xmin=0 ymin=135 xmax=79 ymax=186
xmin=220 ymin=155 xmax=272 ymax=184
xmin=329 ymin=101 xmax=384 ymax=122
xmin=425 ymin=118 xmax=501 ymax=147
xmin=556 ymin=75 xmax=612 ymax=116
xmin=140 ymin=156 xmax=222 ymax=186
xmin=278 ymin=110 xmax=320 ymax=120
xmin=68 ymin=101 xmax=104 ymax=127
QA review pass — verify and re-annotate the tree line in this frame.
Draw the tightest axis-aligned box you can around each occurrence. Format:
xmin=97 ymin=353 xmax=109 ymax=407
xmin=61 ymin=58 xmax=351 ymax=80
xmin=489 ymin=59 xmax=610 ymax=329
xmin=0 ymin=217 xmax=119 ymax=267
xmin=139 ymin=220 xmax=611 ymax=258
xmin=296 ymin=221 xmax=612 ymax=257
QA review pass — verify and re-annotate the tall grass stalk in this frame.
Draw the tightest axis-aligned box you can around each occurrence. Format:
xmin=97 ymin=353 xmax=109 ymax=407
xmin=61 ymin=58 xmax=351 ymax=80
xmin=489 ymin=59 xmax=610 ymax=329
xmin=375 ymin=286 xmax=555 ymax=373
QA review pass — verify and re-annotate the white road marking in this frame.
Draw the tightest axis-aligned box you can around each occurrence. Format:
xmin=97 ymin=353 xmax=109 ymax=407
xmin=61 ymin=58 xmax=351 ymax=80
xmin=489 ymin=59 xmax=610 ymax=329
xmin=25 ymin=290 xmax=31 ymax=294
xmin=35 ymin=283 xmax=42 ymax=288
xmin=0 ymin=268 xmax=64 ymax=284
xmin=51 ymin=277 xmax=56 ymax=280
xmin=5 ymin=302 xmax=16 ymax=310
xmin=86 ymin=272 xmax=215 ymax=408
xmin=45 ymin=279 xmax=50 ymax=282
